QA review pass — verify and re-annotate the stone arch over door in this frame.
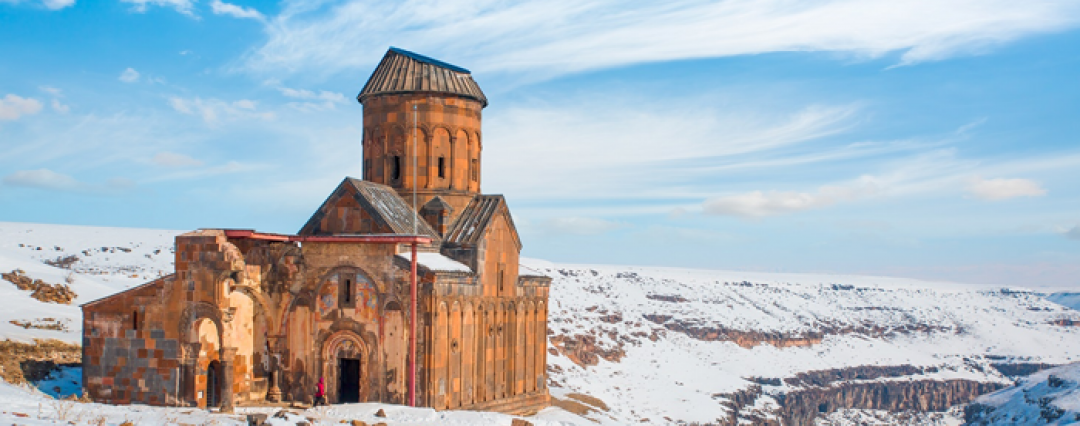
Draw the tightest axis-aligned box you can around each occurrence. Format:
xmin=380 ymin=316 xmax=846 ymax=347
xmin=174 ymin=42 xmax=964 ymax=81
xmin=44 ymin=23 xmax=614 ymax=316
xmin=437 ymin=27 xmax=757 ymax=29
xmin=192 ymin=317 xmax=222 ymax=408
xmin=180 ymin=302 xmax=224 ymax=351
xmin=320 ymin=330 xmax=370 ymax=404
xmin=178 ymin=302 xmax=226 ymax=407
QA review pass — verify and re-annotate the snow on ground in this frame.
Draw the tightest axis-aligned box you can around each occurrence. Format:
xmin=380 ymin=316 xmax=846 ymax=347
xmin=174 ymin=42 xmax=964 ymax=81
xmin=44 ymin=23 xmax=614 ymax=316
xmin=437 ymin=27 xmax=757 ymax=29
xmin=815 ymin=407 xmax=965 ymax=426
xmin=527 ymin=260 xmax=1080 ymax=425
xmin=966 ymin=361 xmax=1080 ymax=425
xmin=0 ymin=222 xmax=181 ymax=343
xmin=0 ymin=375 xmax=587 ymax=426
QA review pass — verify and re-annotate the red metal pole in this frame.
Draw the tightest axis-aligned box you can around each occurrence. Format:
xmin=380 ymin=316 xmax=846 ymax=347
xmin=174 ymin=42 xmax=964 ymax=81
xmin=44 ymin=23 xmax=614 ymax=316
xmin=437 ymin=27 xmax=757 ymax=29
xmin=409 ymin=242 xmax=418 ymax=407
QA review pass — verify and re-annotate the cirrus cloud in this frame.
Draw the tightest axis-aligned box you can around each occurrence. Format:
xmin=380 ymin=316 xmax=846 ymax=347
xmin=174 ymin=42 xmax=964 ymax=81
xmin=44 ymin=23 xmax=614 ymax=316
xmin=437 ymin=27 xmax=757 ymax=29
xmin=966 ymin=176 xmax=1047 ymax=200
xmin=541 ymin=217 xmax=629 ymax=236
xmin=243 ymin=0 xmax=1080 ymax=80
xmin=152 ymin=152 xmax=204 ymax=167
xmin=703 ymin=176 xmax=881 ymax=217
xmin=1 ymin=169 xmax=135 ymax=194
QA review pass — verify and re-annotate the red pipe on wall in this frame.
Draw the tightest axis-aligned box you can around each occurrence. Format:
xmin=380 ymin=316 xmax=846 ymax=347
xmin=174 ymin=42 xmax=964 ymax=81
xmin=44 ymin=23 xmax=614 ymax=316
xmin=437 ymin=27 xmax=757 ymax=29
xmin=409 ymin=241 xmax=418 ymax=407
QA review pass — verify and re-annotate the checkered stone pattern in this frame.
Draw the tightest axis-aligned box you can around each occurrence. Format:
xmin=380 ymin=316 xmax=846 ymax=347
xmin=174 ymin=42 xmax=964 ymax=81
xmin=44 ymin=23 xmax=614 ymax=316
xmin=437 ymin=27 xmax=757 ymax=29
xmin=83 ymin=328 xmax=180 ymax=405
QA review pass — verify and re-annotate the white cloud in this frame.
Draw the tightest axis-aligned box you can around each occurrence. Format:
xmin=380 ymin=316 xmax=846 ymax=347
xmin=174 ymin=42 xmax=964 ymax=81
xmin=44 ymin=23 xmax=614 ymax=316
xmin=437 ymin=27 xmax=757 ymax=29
xmin=702 ymin=176 xmax=881 ymax=217
xmin=0 ymin=94 xmax=43 ymax=120
xmin=50 ymin=99 xmax=70 ymax=114
xmin=0 ymin=0 xmax=75 ymax=10
xmin=39 ymin=86 xmax=62 ymax=96
xmin=169 ymin=96 xmax=275 ymax=125
xmin=966 ymin=176 xmax=1047 ymax=200
xmin=542 ymin=217 xmax=628 ymax=236
xmin=210 ymin=0 xmax=264 ymax=20
xmin=482 ymin=97 xmax=857 ymax=200
xmin=1 ymin=169 xmax=80 ymax=191
xmin=41 ymin=0 xmax=73 ymax=9
xmin=1 ymin=169 xmax=136 ymax=193
xmin=119 ymin=67 xmax=141 ymax=83
xmin=279 ymin=87 xmax=348 ymax=111
xmin=120 ymin=0 xmax=195 ymax=16
xmin=233 ymin=99 xmax=257 ymax=110
xmin=152 ymin=152 xmax=204 ymax=167
xmin=1066 ymin=226 xmax=1080 ymax=241
xmin=243 ymin=0 xmax=1080 ymax=79
xmin=145 ymin=160 xmax=264 ymax=183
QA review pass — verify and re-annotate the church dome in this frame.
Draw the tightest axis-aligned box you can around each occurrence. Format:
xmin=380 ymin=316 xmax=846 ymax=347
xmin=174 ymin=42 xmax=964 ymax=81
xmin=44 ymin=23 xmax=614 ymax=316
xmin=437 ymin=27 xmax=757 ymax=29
xmin=357 ymin=47 xmax=488 ymax=107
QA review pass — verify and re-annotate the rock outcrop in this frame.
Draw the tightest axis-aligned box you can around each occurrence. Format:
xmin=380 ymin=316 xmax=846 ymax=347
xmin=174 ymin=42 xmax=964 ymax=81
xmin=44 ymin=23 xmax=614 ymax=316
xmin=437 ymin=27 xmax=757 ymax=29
xmin=716 ymin=365 xmax=1004 ymax=426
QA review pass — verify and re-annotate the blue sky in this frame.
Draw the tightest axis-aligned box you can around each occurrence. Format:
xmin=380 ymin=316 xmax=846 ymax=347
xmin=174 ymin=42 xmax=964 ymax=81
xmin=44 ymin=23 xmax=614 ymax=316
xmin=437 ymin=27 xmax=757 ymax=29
xmin=1 ymin=0 xmax=1079 ymax=287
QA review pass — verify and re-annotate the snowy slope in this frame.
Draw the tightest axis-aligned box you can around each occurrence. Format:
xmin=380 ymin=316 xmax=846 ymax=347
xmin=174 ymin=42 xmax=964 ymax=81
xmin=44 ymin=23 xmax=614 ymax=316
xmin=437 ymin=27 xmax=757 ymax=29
xmin=525 ymin=260 xmax=1080 ymax=425
xmin=0 ymin=222 xmax=181 ymax=343
xmin=965 ymin=361 xmax=1080 ymax=425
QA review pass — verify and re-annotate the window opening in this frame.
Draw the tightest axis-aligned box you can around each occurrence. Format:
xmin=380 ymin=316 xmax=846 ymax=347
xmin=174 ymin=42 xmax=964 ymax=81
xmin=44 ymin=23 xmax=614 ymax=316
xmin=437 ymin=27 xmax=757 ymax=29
xmin=344 ymin=279 xmax=352 ymax=304
xmin=392 ymin=155 xmax=402 ymax=181
xmin=132 ymin=311 xmax=138 ymax=330
xmin=438 ymin=157 xmax=446 ymax=178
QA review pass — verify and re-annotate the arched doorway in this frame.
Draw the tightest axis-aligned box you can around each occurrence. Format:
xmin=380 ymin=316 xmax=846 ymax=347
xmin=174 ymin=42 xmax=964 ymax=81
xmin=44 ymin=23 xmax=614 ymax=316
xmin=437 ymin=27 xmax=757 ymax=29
xmin=207 ymin=360 xmax=220 ymax=408
xmin=321 ymin=330 xmax=368 ymax=404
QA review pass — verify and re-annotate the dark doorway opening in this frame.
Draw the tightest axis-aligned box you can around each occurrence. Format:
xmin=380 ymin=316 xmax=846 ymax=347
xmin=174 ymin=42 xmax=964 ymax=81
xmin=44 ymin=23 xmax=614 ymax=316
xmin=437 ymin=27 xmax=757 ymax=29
xmin=207 ymin=360 xmax=220 ymax=408
xmin=339 ymin=358 xmax=361 ymax=403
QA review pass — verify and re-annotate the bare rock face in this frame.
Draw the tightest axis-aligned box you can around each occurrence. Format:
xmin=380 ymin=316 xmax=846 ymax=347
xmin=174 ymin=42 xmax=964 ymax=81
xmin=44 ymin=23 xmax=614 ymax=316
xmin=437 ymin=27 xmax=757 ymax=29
xmin=778 ymin=379 xmax=1002 ymax=425
xmin=1 ymin=269 xmax=77 ymax=304
xmin=549 ymin=334 xmax=625 ymax=367
xmin=990 ymin=362 xmax=1058 ymax=378
xmin=642 ymin=315 xmax=956 ymax=349
xmin=715 ymin=365 xmax=1004 ymax=426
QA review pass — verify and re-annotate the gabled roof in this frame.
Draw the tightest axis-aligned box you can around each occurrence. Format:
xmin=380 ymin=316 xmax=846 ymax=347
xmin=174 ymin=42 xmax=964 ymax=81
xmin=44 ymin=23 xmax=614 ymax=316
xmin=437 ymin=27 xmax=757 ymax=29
xmin=298 ymin=177 xmax=439 ymax=239
xmin=358 ymin=47 xmax=488 ymax=107
xmin=442 ymin=195 xmax=521 ymax=249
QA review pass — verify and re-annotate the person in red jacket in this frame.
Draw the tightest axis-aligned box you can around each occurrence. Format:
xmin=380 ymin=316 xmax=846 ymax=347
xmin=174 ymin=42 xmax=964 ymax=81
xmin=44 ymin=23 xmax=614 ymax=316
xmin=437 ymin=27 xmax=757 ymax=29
xmin=314 ymin=377 xmax=326 ymax=406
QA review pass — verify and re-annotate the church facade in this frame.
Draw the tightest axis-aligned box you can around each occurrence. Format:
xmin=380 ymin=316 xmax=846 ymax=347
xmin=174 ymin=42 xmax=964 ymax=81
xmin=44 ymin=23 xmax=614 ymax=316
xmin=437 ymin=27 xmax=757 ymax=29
xmin=80 ymin=47 xmax=552 ymax=415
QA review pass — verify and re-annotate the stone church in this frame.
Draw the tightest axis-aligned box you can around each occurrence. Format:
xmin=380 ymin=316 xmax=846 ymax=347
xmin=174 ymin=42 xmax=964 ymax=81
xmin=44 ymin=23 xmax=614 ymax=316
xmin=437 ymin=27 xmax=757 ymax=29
xmin=81 ymin=47 xmax=552 ymax=415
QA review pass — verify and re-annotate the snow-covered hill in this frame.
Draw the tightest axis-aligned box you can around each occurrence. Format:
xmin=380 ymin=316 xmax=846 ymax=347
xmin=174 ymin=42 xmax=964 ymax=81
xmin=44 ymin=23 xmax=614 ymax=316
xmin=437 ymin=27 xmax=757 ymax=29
xmin=0 ymin=222 xmax=179 ymax=343
xmin=965 ymin=361 xmax=1080 ymax=425
xmin=2 ymin=221 xmax=1079 ymax=425
xmin=525 ymin=260 xmax=1080 ymax=425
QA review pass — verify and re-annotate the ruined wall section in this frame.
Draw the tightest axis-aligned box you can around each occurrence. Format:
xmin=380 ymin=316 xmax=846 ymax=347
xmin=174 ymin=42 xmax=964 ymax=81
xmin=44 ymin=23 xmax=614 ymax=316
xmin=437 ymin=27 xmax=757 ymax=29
xmin=82 ymin=276 xmax=180 ymax=405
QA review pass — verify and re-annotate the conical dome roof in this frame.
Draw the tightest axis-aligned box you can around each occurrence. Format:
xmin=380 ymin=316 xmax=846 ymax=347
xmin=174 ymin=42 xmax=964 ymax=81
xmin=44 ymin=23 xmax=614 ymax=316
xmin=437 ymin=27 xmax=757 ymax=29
xmin=357 ymin=47 xmax=488 ymax=107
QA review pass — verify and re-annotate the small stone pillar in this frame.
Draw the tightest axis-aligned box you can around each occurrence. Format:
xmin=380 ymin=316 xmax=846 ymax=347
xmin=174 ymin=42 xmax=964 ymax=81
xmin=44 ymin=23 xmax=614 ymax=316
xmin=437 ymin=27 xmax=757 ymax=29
xmin=266 ymin=368 xmax=282 ymax=402
xmin=220 ymin=347 xmax=237 ymax=413
xmin=180 ymin=342 xmax=201 ymax=407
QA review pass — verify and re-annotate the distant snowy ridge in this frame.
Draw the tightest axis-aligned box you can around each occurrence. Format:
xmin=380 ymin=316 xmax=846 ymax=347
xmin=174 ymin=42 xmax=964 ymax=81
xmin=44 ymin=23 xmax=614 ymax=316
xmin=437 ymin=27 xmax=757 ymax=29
xmin=527 ymin=261 xmax=1080 ymax=425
